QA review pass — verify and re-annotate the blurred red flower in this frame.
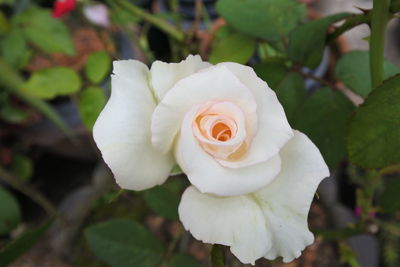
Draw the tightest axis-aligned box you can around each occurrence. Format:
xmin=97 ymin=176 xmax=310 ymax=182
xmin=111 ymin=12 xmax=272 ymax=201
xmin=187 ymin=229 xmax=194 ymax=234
xmin=52 ymin=0 xmax=77 ymax=18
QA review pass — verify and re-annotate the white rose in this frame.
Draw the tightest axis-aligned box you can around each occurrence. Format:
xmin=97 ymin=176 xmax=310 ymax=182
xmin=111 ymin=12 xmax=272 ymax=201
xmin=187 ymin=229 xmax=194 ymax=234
xmin=93 ymin=55 xmax=329 ymax=264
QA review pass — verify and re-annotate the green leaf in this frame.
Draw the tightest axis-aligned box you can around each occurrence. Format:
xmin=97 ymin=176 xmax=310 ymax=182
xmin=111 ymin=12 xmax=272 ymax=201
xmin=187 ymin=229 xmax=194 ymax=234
xmin=288 ymin=13 xmax=350 ymax=68
xmin=339 ymin=242 xmax=361 ymax=267
xmin=0 ymin=187 xmax=21 ymax=235
xmin=109 ymin=5 xmax=141 ymax=25
xmin=0 ymin=11 xmax=10 ymax=34
xmin=0 ymin=0 xmax=15 ymax=4
xmin=78 ymin=86 xmax=106 ymax=130
xmin=274 ymin=72 xmax=306 ymax=124
xmin=0 ymin=219 xmax=52 ymax=266
xmin=85 ymin=51 xmax=112 ymax=84
xmin=293 ymin=88 xmax=354 ymax=168
xmin=13 ymin=8 xmax=75 ymax=55
xmin=164 ymin=178 xmax=186 ymax=195
xmin=254 ymin=63 xmax=306 ymax=123
xmin=85 ymin=219 xmax=164 ymax=267
xmin=348 ymin=74 xmax=400 ymax=168
xmin=22 ymin=67 xmax=81 ymax=99
xmin=143 ymin=185 xmax=180 ymax=220
xmin=254 ymin=62 xmax=289 ymax=88
xmin=336 ymin=51 xmax=400 ymax=97
xmin=1 ymin=30 xmax=32 ymax=69
xmin=216 ymin=0 xmax=306 ymax=42
xmin=209 ymin=27 xmax=256 ymax=64
xmin=0 ymin=101 xmax=28 ymax=123
xmin=11 ymin=154 xmax=33 ymax=181
xmin=379 ymin=179 xmax=400 ymax=212
xmin=166 ymin=253 xmax=202 ymax=267
xmin=0 ymin=58 xmax=73 ymax=137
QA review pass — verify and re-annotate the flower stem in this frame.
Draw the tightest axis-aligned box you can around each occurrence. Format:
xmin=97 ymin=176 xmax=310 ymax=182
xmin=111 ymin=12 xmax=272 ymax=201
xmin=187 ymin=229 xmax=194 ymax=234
xmin=0 ymin=166 xmax=58 ymax=216
xmin=112 ymin=0 xmax=185 ymax=42
xmin=327 ymin=1 xmax=400 ymax=44
xmin=327 ymin=12 xmax=371 ymax=43
xmin=379 ymin=163 xmax=400 ymax=175
xmin=369 ymin=0 xmax=391 ymax=88
xmin=211 ymin=244 xmax=225 ymax=267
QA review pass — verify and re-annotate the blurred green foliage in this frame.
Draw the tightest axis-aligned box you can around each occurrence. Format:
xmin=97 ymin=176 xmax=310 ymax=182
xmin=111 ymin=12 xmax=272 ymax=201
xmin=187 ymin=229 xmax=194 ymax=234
xmin=336 ymin=50 xmax=400 ymax=97
xmin=288 ymin=12 xmax=351 ymax=68
xmin=11 ymin=154 xmax=33 ymax=181
xmin=0 ymin=219 xmax=52 ymax=266
xmin=12 ymin=8 xmax=75 ymax=55
xmin=23 ymin=66 xmax=81 ymax=99
xmin=166 ymin=253 xmax=202 ymax=267
xmin=78 ymin=86 xmax=106 ymax=130
xmin=292 ymin=88 xmax=354 ymax=168
xmin=0 ymin=187 xmax=21 ymax=235
xmin=348 ymin=74 xmax=400 ymax=168
xmin=85 ymin=219 xmax=165 ymax=267
xmin=217 ymin=0 xmax=306 ymax=41
xmin=209 ymin=26 xmax=256 ymax=64
xmin=85 ymin=51 xmax=112 ymax=84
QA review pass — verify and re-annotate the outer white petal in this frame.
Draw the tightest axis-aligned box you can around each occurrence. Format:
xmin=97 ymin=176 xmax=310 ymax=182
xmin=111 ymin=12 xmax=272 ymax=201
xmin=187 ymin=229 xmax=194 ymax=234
xmin=176 ymin=105 xmax=281 ymax=196
xmin=252 ymin=130 xmax=330 ymax=262
xmin=150 ymin=54 xmax=211 ymax=100
xmin=178 ymin=186 xmax=271 ymax=265
xmin=217 ymin=62 xmax=293 ymax=167
xmin=93 ymin=60 xmax=174 ymax=191
xmin=151 ymin=65 xmax=257 ymax=154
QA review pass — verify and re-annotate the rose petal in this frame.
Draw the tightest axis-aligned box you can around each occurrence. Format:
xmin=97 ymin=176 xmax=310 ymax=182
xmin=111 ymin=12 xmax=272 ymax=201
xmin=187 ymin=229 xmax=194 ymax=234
xmin=192 ymin=101 xmax=247 ymax=161
xmin=150 ymin=54 xmax=211 ymax=101
xmin=178 ymin=186 xmax=271 ymax=265
xmin=252 ymin=130 xmax=330 ymax=262
xmin=216 ymin=63 xmax=294 ymax=168
xmin=151 ymin=65 xmax=257 ymax=154
xmin=176 ymin=103 xmax=281 ymax=196
xmin=93 ymin=60 xmax=174 ymax=190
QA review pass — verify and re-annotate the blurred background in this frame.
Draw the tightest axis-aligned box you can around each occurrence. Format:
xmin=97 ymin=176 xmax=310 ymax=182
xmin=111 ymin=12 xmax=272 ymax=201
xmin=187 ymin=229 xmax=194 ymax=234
xmin=0 ymin=0 xmax=400 ymax=266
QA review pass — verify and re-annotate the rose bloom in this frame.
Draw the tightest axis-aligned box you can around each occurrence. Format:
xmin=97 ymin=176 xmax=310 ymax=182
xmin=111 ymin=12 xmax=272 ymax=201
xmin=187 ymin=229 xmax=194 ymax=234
xmin=93 ymin=55 xmax=329 ymax=264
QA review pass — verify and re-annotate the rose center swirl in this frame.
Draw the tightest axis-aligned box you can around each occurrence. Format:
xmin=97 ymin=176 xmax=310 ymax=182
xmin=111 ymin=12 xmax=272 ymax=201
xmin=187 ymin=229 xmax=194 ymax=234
xmin=196 ymin=113 xmax=238 ymax=143
xmin=212 ymin=122 xmax=232 ymax=141
xmin=192 ymin=101 xmax=248 ymax=161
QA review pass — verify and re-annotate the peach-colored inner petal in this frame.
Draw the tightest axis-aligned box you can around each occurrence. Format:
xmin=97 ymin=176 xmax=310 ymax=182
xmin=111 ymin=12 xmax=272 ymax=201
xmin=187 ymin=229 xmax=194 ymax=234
xmin=191 ymin=101 xmax=250 ymax=162
xmin=213 ymin=122 xmax=231 ymax=141
xmin=197 ymin=114 xmax=237 ymax=142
